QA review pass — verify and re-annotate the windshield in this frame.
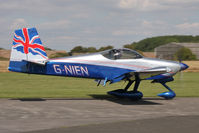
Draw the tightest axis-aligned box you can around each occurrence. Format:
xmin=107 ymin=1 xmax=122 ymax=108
xmin=102 ymin=48 xmax=143 ymax=60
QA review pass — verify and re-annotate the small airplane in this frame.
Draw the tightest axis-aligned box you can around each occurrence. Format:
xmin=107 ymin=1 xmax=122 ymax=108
xmin=9 ymin=27 xmax=189 ymax=100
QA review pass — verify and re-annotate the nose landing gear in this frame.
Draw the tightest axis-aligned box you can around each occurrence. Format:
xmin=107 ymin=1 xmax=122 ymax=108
xmin=152 ymin=77 xmax=176 ymax=100
xmin=157 ymin=83 xmax=176 ymax=99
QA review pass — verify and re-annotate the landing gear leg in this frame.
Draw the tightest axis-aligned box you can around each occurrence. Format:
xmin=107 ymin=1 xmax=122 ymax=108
xmin=133 ymin=74 xmax=140 ymax=92
xmin=124 ymin=74 xmax=140 ymax=92
xmin=128 ymin=75 xmax=143 ymax=100
xmin=124 ymin=80 xmax=134 ymax=92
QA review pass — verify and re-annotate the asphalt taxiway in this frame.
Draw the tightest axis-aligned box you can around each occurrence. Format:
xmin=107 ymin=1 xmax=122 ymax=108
xmin=0 ymin=97 xmax=199 ymax=133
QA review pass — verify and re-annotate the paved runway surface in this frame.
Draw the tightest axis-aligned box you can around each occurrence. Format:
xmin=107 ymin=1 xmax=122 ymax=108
xmin=0 ymin=97 xmax=199 ymax=133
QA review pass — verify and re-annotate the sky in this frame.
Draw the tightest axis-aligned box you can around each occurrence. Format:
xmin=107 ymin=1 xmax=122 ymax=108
xmin=1 ymin=0 xmax=199 ymax=51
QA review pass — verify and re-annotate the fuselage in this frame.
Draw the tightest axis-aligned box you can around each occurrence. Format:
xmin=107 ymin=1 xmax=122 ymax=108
xmin=45 ymin=51 xmax=183 ymax=80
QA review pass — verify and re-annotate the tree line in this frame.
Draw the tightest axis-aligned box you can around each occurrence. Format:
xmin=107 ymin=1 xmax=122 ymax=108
xmin=124 ymin=35 xmax=199 ymax=52
xmin=70 ymin=45 xmax=113 ymax=53
xmin=48 ymin=45 xmax=114 ymax=58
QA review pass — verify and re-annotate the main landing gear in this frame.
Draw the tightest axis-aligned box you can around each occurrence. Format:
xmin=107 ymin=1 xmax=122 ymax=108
xmin=108 ymin=74 xmax=143 ymax=100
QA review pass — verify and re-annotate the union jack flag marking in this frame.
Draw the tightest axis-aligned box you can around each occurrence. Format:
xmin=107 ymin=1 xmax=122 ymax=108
xmin=13 ymin=28 xmax=48 ymax=59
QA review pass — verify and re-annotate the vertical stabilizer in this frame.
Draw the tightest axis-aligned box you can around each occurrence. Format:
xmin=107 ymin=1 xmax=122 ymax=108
xmin=9 ymin=28 xmax=48 ymax=72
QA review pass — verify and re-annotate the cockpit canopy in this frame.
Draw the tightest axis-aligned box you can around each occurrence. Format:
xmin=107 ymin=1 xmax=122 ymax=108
xmin=101 ymin=48 xmax=143 ymax=60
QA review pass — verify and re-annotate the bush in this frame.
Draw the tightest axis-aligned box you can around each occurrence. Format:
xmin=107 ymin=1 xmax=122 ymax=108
xmin=98 ymin=45 xmax=113 ymax=51
xmin=44 ymin=47 xmax=53 ymax=51
xmin=87 ymin=47 xmax=97 ymax=53
xmin=174 ymin=47 xmax=196 ymax=61
xmin=70 ymin=46 xmax=87 ymax=53
xmin=123 ymin=44 xmax=135 ymax=50
xmin=70 ymin=45 xmax=114 ymax=53
xmin=49 ymin=52 xmax=70 ymax=58
xmin=123 ymin=44 xmax=143 ymax=55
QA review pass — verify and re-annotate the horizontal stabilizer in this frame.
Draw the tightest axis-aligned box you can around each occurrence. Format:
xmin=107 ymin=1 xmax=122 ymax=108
xmin=22 ymin=60 xmax=47 ymax=65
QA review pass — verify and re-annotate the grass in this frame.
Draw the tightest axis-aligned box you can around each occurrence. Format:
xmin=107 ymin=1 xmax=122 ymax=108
xmin=0 ymin=72 xmax=198 ymax=98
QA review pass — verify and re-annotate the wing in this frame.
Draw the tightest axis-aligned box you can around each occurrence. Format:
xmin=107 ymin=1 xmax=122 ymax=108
xmin=110 ymin=67 xmax=170 ymax=84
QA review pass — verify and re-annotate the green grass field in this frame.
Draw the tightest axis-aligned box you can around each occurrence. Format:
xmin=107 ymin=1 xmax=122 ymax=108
xmin=0 ymin=72 xmax=198 ymax=98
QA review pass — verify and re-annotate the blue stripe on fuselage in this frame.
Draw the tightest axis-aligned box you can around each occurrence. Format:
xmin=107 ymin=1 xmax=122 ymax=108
xmin=46 ymin=62 xmax=133 ymax=79
xmin=8 ymin=61 xmax=133 ymax=80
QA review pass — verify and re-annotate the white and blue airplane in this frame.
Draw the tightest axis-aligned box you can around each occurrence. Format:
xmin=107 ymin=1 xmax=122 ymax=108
xmin=9 ymin=28 xmax=189 ymax=100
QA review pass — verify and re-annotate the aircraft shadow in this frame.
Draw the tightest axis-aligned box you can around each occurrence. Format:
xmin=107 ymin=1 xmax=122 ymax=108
xmin=10 ymin=98 xmax=47 ymax=101
xmin=10 ymin=96 xmax=163 ymax=105
xmin=10 ymin=98 xmax=95 ymax=102
xmin=89 ymin=94 xmax=163 ymax=105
